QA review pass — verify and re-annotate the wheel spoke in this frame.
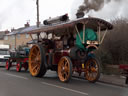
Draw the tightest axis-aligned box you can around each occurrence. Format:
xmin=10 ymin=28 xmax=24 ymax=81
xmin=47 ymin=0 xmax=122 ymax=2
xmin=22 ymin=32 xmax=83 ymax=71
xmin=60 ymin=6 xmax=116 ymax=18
xmin=61 ymin=61 xmax=65 ymax=69
xmin=31 ymin=53 xmax=37 ymax=57
xmin=34 ymin=47 xmax=39 ymax=53
xmin=36 ymin=66 xmax=40 ymax=73
xmin=89 ymin=73 xmax=94 ymax=80
xmin=64 ymin=65 xmax=69 ymax=72
xmin=32 ymin=65 xmax=38 ymax=71
xmin=31 ymin=60 xmax=36 ymax=64
xmin=92 ymin=73 xmax=97 ymax=79
xmin=65 ymin=72 xmax=69 ymax=78
xmin=90 ymin=67 xmax=95 ymax=72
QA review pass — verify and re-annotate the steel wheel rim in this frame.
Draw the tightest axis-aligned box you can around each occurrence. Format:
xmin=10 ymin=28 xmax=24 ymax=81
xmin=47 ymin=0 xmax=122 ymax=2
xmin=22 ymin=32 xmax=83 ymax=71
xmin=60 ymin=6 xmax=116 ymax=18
xmin=85 ymin=59 xmax=99 ymax=81
xmin=58 ymin=57 xmax=70 ymax=82
xmin=16 ymin=63 xmax=20 ymax=72
xmin=29 ymin=45 xmax=41 ymax=76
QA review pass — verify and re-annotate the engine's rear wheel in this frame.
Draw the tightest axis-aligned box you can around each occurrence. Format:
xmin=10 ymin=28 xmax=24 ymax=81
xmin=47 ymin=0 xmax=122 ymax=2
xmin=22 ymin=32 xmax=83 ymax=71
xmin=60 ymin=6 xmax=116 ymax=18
xmin=58 ymin=56 xmax=72 ymax=82
xmin=29 ymin=44 xmax=47 ymax=77
xmin=85 ymin=57 xmax=100 ymax=83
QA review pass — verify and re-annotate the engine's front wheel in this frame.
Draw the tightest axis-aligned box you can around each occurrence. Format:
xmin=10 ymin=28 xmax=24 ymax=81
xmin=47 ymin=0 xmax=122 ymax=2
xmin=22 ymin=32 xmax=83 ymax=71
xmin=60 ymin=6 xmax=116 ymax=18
xmin=85 ymin=57 xmax=100 ymax=83
xmin=58 ymin=56 xmax=72 ymax=83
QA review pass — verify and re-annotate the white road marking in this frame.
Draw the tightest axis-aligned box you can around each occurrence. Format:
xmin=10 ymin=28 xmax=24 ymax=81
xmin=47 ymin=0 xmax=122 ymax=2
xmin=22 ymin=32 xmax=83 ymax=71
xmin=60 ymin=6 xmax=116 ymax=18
xmin=41 ymin=82 xmax=88 ymax=96
xmin=5 ymin=73 xmax=28 ymax=80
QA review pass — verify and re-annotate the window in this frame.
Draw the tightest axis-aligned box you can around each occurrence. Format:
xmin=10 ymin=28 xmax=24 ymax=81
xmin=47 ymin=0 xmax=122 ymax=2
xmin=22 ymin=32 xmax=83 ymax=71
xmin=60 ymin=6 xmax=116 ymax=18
xmin=32 ymin=34 xmax=37 ymax=39
xmin=4 ymin=36 xmax=8 ymax=40
xmin=26 ymin=34 xmax=29 ymax=38
xmin=17 ymin=34 xmax=20 ymax=38
xmin=12 ymin=35 xmax=15 ymax=39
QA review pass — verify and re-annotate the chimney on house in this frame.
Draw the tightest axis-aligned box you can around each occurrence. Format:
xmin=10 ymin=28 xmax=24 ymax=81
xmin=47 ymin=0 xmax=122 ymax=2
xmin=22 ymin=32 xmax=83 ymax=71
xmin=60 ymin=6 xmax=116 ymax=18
xmin=11 ymin=28 xmax=15 ymax=32
xmin=24 ymin=22 xmax=30 ymax=27
xmin=5 ymin=30 xmax=10 ymax=34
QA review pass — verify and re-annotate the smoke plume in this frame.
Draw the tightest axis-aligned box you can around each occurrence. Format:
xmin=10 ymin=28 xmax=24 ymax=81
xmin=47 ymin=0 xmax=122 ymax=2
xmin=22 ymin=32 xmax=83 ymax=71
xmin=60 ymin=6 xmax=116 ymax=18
xmin=76 ymin=0 xmax=121 ymax=18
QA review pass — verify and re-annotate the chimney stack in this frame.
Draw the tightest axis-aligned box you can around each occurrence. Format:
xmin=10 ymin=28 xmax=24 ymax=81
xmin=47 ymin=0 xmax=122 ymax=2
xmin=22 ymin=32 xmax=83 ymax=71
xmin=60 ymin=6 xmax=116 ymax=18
xmin=24 ymin=22 xmax=30 ymax=27
xmin=76 ymin=12 xmax=85 ymax=18
xmin=5 ymin=30 xmax=10 ymax=34
xmin=11 ymin=28 xmax=15 ymax=32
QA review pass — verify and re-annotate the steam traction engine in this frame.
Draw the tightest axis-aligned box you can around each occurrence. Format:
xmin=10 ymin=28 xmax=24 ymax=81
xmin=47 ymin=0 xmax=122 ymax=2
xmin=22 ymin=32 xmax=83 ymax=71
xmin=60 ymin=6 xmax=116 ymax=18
xmin=28 ymin=14 xmax=113 ymax=82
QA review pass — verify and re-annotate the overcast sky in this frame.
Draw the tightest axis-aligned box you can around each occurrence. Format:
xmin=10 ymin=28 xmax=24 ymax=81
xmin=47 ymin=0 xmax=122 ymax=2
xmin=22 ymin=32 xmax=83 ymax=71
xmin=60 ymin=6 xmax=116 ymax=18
xmin=0 ymin=0 xmax=73 ymax=31
xmin=71 ymin=0 xmax=128 ymax=20
xmin=0 ymin=0 xmax=128 ymax=31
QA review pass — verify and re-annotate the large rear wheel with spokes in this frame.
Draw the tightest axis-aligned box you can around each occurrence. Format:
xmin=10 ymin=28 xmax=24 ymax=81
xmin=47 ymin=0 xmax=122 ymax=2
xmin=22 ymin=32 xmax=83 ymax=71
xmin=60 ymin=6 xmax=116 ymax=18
xmin=58 ymin=56 xmax=72 ymax=83
xmin=85 ymin=57 xmax=100 ymax=83
xmin=29 ymin=44 xmax=47 ymax=77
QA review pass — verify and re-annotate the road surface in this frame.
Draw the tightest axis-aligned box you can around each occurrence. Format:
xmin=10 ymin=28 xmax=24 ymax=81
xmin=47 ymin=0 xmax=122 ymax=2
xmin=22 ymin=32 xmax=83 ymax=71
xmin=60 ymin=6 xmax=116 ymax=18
xmin=0 ymin=67 xmax=128 ymax=96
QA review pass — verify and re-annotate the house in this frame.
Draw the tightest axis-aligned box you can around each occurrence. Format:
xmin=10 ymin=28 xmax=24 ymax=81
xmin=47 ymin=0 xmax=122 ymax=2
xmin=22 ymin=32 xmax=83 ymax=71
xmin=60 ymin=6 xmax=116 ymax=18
xmin=4 ymin=23 xmax=37 ymax=50
xmin=0 ymin=30 xmax=9 ymax=44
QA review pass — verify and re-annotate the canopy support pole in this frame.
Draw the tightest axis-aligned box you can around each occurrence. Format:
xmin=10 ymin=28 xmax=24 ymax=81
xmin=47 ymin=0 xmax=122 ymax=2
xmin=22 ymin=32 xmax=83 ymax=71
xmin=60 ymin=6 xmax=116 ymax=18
xmin=37 ymin=33 xmax=40 ymax=42
xmin=30 ymin=34 xmax=34 ymax=40
xmin=75 ymin=25 xmax=82 ymax=43
xmin=15 ymin=34 xmax=16 ymax=50
xmin=83 ymin=24 xmax=85 ymax=44
xmin=98 ymin=25 xmax=101 ymax=44
xmin=100 ymin=29 xmax=108 ymax=44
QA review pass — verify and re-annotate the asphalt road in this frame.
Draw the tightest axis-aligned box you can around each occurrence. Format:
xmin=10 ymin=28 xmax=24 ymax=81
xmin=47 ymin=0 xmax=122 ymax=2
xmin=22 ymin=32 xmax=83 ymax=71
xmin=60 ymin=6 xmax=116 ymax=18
xmin=0 ymin=67 xmax=128 ymax=96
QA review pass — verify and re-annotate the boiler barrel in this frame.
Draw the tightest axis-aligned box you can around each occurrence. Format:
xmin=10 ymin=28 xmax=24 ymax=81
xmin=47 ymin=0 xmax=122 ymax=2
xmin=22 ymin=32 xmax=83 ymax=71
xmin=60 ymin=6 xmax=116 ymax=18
xmin=43 ymin=14 xmax=69 ymax=25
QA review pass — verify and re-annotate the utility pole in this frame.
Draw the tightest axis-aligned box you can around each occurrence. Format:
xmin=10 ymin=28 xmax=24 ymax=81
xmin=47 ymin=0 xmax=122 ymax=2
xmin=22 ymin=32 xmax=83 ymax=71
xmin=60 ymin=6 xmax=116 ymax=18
xmin=15 ymin=34 xmax=16 ymax=50
xmin=36 ymin=0 xmax=40 ymax=27
xmin=36 ymin=0 xmax=40 ymax=41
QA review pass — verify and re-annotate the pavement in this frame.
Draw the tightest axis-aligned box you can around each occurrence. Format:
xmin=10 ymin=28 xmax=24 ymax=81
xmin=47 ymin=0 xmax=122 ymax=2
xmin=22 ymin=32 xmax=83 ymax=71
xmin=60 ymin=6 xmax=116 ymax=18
xmin=99 ymin=74 xmax=127 ymax=87
xmin=72 ymin=72 xmax=128 ymax=87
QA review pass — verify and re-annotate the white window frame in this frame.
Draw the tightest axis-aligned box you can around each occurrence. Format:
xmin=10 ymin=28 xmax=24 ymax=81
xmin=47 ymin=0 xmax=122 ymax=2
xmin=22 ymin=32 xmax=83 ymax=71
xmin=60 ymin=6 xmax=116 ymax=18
xmin=25 ymin=34 xmax=29 ymax=38
xmin=17 ymin=34 xmax=20 ymax=38
xmin=12 ymin=35 xmax=15 ymax=40
xmin=4 ymin=36 xmax=8 ymax=40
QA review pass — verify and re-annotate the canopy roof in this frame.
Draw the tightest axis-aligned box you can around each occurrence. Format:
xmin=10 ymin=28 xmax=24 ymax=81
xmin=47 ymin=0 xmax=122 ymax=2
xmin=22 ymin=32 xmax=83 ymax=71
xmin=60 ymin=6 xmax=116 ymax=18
xmin=21 ymin=17 xmax=113 ymax=35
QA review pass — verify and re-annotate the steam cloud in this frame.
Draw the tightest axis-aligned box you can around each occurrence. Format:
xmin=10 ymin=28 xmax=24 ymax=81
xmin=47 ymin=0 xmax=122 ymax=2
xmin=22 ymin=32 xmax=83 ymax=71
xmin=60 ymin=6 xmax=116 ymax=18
xmin=76 ymin=0 xmax=121 ymax=17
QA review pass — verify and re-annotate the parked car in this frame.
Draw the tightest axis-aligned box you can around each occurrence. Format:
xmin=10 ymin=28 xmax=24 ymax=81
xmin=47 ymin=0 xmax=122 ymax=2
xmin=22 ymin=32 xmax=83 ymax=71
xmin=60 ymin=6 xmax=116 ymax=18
xmin=0 ymin=45 xmax=10 ymax=66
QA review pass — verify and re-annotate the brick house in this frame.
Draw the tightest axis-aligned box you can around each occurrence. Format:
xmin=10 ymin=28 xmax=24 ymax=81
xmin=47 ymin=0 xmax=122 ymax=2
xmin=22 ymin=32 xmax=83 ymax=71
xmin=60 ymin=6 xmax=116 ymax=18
xmin=0 ymin=31 xmax=9 ymax=44
xmin=4 ymin=23 xmax=37 ymax=50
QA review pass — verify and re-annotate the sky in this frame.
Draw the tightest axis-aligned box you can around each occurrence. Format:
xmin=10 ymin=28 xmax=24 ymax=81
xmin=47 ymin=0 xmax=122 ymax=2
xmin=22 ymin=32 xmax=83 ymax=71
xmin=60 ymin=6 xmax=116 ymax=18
xmin=0 ymin=0 xmax=128 ymax=31
xmin=0 ymin=0 xmax=73 ymax=31
xmin=71 ymin=0 xmax=128 ymax=20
